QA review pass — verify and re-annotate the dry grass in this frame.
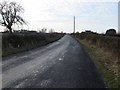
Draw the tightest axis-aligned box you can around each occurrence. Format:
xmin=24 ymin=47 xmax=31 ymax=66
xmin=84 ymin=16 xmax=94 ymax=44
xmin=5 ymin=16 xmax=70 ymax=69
xmin=72 ymin=34 xmax=119 ymax=88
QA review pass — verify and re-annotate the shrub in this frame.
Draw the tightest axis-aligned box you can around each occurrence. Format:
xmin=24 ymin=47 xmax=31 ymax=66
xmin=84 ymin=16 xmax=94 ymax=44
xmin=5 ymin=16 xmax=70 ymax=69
xmin=74 ymin=33 xmax=119 ymax=58
xmin=2 ymin=33 xmax=64 ymax=57
xmin=105 ymin=29 xmax=116 ymax=36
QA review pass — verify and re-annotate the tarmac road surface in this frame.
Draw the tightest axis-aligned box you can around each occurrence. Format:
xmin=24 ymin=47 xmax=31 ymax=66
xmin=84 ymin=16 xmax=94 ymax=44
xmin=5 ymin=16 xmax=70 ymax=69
xmin=2 ymin=35 xmax=105 ymax=88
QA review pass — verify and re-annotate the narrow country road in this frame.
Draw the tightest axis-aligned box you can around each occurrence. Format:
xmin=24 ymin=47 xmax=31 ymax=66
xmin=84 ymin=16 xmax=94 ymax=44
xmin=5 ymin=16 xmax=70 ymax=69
xmin=2 ymin=35 xmax=105 ymax=88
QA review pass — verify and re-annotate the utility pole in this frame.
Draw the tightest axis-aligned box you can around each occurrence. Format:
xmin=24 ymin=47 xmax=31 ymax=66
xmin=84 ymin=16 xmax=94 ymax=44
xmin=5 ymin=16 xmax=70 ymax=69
xmin=74 ymin=16 xmax=75 ymax=33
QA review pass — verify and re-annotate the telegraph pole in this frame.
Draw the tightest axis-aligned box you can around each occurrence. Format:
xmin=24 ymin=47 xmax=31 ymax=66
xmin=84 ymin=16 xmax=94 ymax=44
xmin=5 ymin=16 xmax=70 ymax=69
xmin=74 ymin=16 xmax=75 ymax=33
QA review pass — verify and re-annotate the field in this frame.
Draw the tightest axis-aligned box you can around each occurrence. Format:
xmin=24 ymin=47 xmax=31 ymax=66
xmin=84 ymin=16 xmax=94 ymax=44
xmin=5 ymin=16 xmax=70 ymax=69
xmin=2 ymin=32 xmax=64 ymax=57
xmin=72 ymin=33 xmax=120 ymax=88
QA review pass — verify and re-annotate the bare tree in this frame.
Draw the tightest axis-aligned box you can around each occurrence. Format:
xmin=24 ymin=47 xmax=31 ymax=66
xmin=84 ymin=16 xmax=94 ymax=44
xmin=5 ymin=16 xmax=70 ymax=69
xmin=49 ymin=28 xmax=54 ymax=33
xmin=41 ymin=28 xmax=47 ymax=33
xmin=0 ymin=1 xmax=26 ymax=33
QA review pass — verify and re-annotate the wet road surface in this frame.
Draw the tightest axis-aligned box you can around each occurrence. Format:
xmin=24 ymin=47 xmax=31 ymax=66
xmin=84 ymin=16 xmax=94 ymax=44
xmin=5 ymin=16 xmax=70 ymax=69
xmin=2 ymin=35 xmax=105 ymax=88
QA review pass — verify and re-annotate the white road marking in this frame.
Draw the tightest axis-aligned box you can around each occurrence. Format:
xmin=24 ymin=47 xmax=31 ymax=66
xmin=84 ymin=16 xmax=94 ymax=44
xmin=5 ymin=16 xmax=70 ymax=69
xmin=59 ymin=58 xmax=63 ymax=61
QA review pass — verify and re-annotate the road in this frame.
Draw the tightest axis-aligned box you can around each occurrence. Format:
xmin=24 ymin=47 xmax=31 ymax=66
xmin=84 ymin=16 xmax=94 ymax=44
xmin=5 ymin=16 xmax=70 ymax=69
xmin=2 ymin=35 xmax=105 ymax=88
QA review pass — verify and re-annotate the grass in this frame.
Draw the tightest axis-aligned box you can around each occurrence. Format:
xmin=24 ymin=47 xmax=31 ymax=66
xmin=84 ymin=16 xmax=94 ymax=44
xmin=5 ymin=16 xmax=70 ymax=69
xmin=72 ymin=35 xmax=119 ymax=88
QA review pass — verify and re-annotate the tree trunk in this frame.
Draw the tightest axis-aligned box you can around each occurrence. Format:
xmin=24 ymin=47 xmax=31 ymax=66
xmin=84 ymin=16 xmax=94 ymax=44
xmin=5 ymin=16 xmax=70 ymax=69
xmin=8 ymin=26 xmax=12 ymax=33
xmin=9 ymin=29 xmax=12 ymax=33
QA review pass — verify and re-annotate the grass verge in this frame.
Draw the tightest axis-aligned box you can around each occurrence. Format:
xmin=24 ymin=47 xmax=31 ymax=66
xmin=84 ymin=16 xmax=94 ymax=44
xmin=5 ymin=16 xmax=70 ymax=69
xmin=72 ymin=35 xmax=119 ymax=88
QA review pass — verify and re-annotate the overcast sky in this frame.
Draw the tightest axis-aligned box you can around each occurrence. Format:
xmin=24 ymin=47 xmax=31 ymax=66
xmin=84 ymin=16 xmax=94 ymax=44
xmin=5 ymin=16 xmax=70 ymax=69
xmin=0 ymin=0 xmax=119 ymax=33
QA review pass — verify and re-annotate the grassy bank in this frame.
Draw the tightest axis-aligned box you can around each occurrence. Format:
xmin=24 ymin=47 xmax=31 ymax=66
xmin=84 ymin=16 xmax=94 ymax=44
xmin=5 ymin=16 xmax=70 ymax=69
xmin=2 ymin=33 xmax=64 ymax=57
xmin=72 ymin=33 xmax=119 ymax=88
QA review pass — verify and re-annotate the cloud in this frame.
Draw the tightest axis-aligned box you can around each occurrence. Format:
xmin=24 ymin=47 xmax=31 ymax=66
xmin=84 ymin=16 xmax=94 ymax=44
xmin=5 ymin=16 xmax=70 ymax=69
xmin=0 ymin=0 xmax=118 ymax=33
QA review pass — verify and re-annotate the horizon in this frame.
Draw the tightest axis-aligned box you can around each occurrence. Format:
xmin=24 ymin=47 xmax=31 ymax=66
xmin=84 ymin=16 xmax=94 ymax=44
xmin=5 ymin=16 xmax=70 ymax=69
xmin=0 ymin=0 xmax=119 ymax=33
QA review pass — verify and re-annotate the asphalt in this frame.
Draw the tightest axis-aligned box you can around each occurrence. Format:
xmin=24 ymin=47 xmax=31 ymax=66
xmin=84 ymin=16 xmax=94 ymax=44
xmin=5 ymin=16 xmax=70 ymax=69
xmin=2 ymin=35 xmax=105 ymax=88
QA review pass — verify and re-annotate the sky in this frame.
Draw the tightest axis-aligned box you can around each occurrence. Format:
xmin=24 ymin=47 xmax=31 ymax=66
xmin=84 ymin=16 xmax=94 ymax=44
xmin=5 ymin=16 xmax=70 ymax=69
xmin=0 ymin=0 xmax=119 ymax=33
